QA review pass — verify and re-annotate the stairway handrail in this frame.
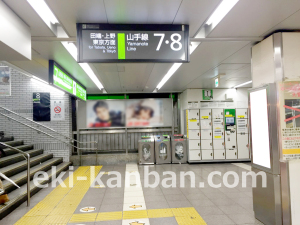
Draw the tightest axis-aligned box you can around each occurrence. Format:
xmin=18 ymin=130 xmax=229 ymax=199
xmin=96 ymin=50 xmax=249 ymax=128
xmin=0 ymin=142 xmax=30 ymax=206
xmin=0 ymin=106 xmax=96 ymax=145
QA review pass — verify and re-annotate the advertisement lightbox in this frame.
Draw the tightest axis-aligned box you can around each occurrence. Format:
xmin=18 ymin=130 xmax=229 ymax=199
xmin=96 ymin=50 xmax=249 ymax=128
xmin=49 ymin=60 xmax=87 ymax=101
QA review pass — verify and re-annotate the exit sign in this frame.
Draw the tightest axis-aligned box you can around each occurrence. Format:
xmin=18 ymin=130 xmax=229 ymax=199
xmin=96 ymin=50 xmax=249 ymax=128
xmin=215 ymin=77 xmax=219 ymax=87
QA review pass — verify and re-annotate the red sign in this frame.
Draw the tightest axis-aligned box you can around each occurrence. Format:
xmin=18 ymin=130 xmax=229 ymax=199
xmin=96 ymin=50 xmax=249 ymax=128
xmin=54 ymin=106 xmax=61 ymax=113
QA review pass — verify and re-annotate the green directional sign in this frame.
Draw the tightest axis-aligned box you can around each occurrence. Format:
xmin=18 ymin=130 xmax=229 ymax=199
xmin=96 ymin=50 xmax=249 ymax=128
xmin=49 ymin=61 xmax=87 ymax=101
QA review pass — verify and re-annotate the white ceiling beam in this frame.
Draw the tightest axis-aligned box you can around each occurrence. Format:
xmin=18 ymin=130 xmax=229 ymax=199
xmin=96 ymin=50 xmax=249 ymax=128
xmin=190 ymin=37 xmax=263 ymax=42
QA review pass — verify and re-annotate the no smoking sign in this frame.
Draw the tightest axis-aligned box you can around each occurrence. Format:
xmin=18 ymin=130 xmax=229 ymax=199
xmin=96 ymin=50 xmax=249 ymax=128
xmin=54 ymin=106 xmax=61 ymax=113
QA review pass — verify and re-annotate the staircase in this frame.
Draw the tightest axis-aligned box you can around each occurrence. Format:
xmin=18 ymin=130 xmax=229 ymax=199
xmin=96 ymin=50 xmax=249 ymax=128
xmin=0 ymin=133 xmax=72 ymax=220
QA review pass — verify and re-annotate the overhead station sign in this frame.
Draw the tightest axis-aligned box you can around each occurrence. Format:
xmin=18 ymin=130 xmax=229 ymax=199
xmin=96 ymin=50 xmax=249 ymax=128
xmin=77 ymin=23 xmax=189 ymax=63
xmin=49 ymin=60 xmax=87 ymax=101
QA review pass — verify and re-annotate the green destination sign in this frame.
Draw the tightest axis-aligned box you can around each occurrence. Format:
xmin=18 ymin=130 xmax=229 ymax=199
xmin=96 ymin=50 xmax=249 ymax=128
xmin=49 ymin=61 xmax=86 ymax=101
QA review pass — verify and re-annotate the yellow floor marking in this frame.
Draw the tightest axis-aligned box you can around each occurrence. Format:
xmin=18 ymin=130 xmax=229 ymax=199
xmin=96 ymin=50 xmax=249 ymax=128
xmin=69 ymin=213 xmax=98 ymax=223
xmin=123 ymin=210 xmax=148 ymax=220
xmin=96 ymin=211 xmax=123 ymax=221
xmin=175 ymin=216 xmax=207 ymax=225
xmin=14 ymin=166 xmax=102 ymax=225
xmin=147 ymin=208 xmax=173 ymax=218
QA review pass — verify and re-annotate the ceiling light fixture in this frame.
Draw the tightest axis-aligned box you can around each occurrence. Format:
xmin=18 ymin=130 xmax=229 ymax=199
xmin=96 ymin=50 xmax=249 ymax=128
xmin=61 ymin=42 xmax=104 ymax=90
xmin=206 ymin=0 xmax=239 ymax=28
xmin=233 ymin=80 xmax=252 ymax=89
xmin=27 ymin=0 xmax=58 ymax=26
xmin=155 ymin=42 xmax=200 ymax=91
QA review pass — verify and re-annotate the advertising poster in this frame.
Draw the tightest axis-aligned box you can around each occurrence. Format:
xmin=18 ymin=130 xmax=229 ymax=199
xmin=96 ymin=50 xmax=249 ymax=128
xmin=0 ymin=66 xmax=10 ymax=96
xmin=279 ymin=81 xmax=300 ymax=160
xmin=51 ymin=100 xmax=65 ymax=121
xmin=33 ymin=92 xmax=50 ymax=121
xmin=87 ymin=100 xmax=125 ymax=127
xmin=126 ymin=99 xmax=163 ymax=127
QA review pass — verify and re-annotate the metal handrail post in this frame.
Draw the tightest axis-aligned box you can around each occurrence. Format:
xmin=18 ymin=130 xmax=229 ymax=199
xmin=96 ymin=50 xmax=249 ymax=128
xmin=27 ymin=154 xmax=30 ymax=206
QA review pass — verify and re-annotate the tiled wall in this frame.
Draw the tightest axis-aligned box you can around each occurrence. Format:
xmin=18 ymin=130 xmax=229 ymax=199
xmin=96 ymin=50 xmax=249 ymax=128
xmin=0 ymin=64 xmax=72 ymax=162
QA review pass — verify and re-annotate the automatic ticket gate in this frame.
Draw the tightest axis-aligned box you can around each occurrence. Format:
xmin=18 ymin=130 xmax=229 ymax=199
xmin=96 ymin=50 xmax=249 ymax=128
xmin=155 ymin=135 xmax=171 ymax=164
xmin=138 ymin=136 xmax=155 ymax=165
xmin=171 ymin=134 xmax=187 ymax=164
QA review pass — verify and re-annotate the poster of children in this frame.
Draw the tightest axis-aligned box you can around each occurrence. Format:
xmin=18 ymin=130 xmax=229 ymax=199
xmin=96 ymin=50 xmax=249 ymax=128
xmin=87 ymin=100 xmax=125 ymax=127
xmin=126 ymin=99 xmax=163 ymax=127
xmin=0 ymin=66 xmax=10 ymax=96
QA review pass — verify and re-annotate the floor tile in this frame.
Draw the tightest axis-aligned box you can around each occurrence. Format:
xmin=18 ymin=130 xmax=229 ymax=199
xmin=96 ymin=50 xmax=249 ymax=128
xmin=99 ymin=204 xmax=124 ymax=212
xmin=202 ymin=214 xmax=235 ymax=225
xmin=194 ymin=206 xmax=224 ymax=216
xmin=167 ymin=200 xmax=192 ymax=208
xmin=228 ymin=213 xmax=257 ymax=224
xmin=122 ymin=218 xmax=150 ymax=225
xmin=149 ymin=217 xmax=178 ymax=225
xmin=146 ymin=201 xmax=170 ymax=209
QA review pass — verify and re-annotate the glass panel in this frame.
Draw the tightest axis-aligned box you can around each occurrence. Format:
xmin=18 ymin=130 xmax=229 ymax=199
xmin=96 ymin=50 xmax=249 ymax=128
xmin=159 ymin=143 xmax=168 ymax=160
xmin=142 ymin=144 xmax=151 ymax=161
xmin=175 ymin=143 xmax=184 ymax=160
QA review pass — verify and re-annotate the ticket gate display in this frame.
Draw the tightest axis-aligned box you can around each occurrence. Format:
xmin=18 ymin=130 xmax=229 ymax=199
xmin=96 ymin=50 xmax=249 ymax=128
xmin=171 ymin=134 xmax=187 ymax=164
xmin=155 ymin=135 xmax=171 ymax=164
xmin=138 ymin=136 xmax=155 ymax=165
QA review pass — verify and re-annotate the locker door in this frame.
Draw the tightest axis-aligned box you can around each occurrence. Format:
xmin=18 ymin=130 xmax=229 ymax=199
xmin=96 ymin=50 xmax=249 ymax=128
xmin=213 ymin=129 xmax=224 ymax=139
xmin=189 ymin=149 xmax=201 ymax=161
xmin=214 ymin=150 xmax=225 ymax=159
xmin=201 ymin=120 xmax=212 ymax=129
xmin=201 ymin=129 xmax=212 ymax=140
xmin=213 ymin=140 xmax=225 ymax=150
xmin=189 ymin=130 xmax=200 ymax=140
xmin=237 ymin=134 xmax=249 ymax=159
xmin=212 ymin=109 xmax=223 ymax=119
xmin=202 ymin=150 xmax=213 ymax=160
xmin=225 ymin=131 xmax=236 ymax=149
xmin=237 ymin=119 xmax=248 ymax=133
xmin=213 ymin=119 xmax=224 ymax=129
xmin=236 ymin=108 xmax=248 ymax=119
xmin=188 ymin=120 xmax=200 ymax=129
xmin=226 ymin=149 xmax=237 ymax=159
xmin=201 ymin=140 xmax=212 ymax=150
xmin=189 ymin=140 xmax=200 ymax=149
xmin=200 ymin=109 xmax=211 ymax=120
xmin=188 ymin=109 xmax=200 ymax=120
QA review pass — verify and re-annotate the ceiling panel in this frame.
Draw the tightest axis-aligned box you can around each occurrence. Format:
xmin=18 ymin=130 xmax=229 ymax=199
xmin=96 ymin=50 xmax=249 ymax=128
xmin=208 ymin=0 xmax=300 ymax=37
xmin=3 ymin=0 xmax=55 ymax=37
xmin=159 ymin=41 xmax=250 ymax=91
xmin=173 ymin=0 xmax=221 ymax=36
xmin=46 ymin=0 xmax=108 ymax=37
xmin=104 ymin=0 xmax=182 ymax=24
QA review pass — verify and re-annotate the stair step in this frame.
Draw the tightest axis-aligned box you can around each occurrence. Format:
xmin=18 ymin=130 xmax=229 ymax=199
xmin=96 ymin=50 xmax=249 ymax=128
xmin=0 ymin=136 xmax=14 ymax=142
xmin=3 ymin=144 xmax=34 ymax=156
xmin=1 ymin=140 xmax=23 ymax=148
xmin=0 ymin=149 xmax=44 ymax=168
xmin=0 ymin=154 xmax=53 ymax=177
xmin=3 ymin=157 xmax=63 ymax=194
xmin=0 ymin=161 xmax=72 ymax=220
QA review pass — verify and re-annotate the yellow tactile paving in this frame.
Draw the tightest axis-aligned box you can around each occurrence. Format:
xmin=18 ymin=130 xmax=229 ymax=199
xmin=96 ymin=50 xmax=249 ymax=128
xmin=147 ymin=208 xmax=174 ymax=218
xmin=14 ymin=216 xmax=46 ymax=225
xmin=96 ymin=211 xmax=123 ymax=221
xmin=123 ymin=210 xmax=148 ymax=220
xmin=175 ymin=215 xmax=207 ymax=225
xmin=14 ymin=166 xmax=102 ymax=225
xmin=69 ymin=213 xmax=98 ymax=223
xmin=171 ymin=207 xmax=199 ymax=217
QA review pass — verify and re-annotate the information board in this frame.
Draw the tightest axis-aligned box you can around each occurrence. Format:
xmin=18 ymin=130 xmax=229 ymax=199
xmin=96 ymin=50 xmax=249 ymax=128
xmin=77 ymin=24 xmax=189 ymax=63
xmin=49 ymin=60 xmax=87 ymax=101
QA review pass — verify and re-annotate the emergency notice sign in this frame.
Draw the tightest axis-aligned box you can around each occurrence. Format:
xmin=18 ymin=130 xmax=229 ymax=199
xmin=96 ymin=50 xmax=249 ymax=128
xmin=51 ymin=100 xmax=65 ymax=121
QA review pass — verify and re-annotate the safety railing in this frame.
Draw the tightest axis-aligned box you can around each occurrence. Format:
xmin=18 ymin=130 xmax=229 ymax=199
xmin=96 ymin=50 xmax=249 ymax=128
xmin=0 ymin=142 xmax=30 ymax=206
xmin=0 ymin=108 xmax=97 ymax=166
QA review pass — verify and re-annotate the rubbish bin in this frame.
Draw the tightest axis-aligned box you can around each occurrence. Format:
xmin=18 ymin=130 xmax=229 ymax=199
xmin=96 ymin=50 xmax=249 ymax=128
xmin=171 ymin=134 xmax=187 ymax=164
xmin=155 ymin=135 xmax=171 ymax=164
xmin=138 ymin=136 xmax=155 ymax=165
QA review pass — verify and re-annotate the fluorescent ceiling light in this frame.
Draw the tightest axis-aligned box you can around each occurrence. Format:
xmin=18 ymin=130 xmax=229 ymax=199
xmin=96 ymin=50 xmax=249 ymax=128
xmin=206 ymin=0 xmax=239 ymax=27
xmin=61 ymin=42 xmax=104 ymax=90
xmin=27 ymin=0 xmax=58 ymax=26
xmin=156 ymin=63 xmax=182 ymax=90
xmin=233 ymin=80 xmax=252 ymax=88
xmin=155 ymin=42 xmax=200 ymax=91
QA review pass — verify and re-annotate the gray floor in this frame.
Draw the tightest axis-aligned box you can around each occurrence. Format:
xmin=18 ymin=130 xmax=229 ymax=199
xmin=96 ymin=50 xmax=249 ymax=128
xmin=0 ymin=163 xmax=265 ymax=225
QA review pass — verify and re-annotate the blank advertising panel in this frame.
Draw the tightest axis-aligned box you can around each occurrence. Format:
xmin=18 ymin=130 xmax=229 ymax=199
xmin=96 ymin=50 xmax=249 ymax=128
xmin=250 ymin=88 xmax=271 ymax=169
